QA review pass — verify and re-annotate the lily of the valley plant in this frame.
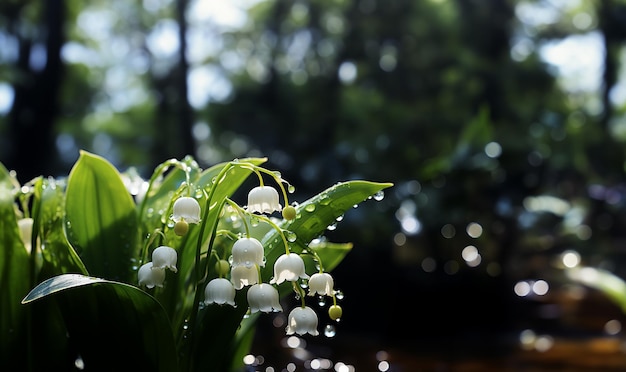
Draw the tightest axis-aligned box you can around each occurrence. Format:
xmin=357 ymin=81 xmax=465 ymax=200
xmin=0 ymin=151 xmax=392 ymax=371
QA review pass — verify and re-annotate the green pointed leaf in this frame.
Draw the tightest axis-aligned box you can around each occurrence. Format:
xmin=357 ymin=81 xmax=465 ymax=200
xmin=23 ymin=274 xmax=178 ymax=371
xmin=65 ymin=151 xmax=138 ymax=281
xmin=0 ymin=163 xmax=31 ymax=365
xmin=260 ymin=180 xmax=393 ymax=281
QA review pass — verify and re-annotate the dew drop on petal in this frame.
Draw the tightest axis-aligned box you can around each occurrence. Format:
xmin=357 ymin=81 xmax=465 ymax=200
xmin=335 ymin=290 xmax=344 ymax=300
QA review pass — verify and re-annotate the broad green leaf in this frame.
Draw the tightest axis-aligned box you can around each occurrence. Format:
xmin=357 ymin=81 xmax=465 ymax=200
xmin=65 ymin=151 xmax=138 ymax=282
xmin=23 ymin=274 xmax=178 ymax=371
xmin=0 ymin=163 xmax=31 ymax=366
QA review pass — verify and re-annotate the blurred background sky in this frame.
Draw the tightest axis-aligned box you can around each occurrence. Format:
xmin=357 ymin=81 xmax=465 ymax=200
xmin=4 ymin=0 xmax=626 ymax=370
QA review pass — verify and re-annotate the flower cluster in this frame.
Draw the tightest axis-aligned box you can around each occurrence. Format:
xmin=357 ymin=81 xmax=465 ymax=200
xmin=138 ymin=246 xmax=178 ymax=288
xmin=138 ymin=169 xmax=342 ymax=337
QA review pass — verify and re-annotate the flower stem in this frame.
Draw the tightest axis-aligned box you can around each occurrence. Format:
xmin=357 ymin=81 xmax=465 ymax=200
xmin=254 ymin=213 xmax=291 ymax=255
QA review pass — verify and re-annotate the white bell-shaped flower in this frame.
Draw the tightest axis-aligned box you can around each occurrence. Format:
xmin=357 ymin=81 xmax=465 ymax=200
xmin=270 ymin=253 xmax=309 ymax=285
xmin=152 ymin=246 xmax=178 ymax=273
xmin=247 ymin=283 xmax=282 ymax=313
xmin=18 ymin=218 xmax=34 ymax=253
xmin=172 ymin=196 xmax=201 ymax=223
xmin=138 ymin=262 xmax=166 ymax=288
xmin=307 ymin=272 xmax=334 ymax=296
xmin=231 ymin=237 xmax=265 ymax=268
xmin=204 ymin=278 xmax=236 ymax=307
xmin=286 ymin=306 xmax=319 ymax=336
xmin=230 ymin=265 xmax=259 ymax=290
xmin=247 ymin=186 xmax=282 ymax=214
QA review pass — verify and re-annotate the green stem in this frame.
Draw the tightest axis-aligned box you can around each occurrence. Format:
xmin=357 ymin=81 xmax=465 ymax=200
xmin=225 ymin=198 xmax=250 ymax=237
xmin=292 ymin=281 xmax=307 ymax=307
xmin=137 ymin=159 xmax=178 ymax=223
xmin=138 ymin=228 xmax=164 ymax=266
xmin=255 ymin=213 xmax=291 ymax=255
xmin=182 ymin=161 xmax=237 ymax=370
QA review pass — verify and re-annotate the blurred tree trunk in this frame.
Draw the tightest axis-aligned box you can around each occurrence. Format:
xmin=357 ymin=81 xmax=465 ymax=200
xmin=456 ymin=0 xmax=513 ymax=121
xmin=174 ymin=0 xmax=194 ymax=158
xmin=150 ymin=0 xmax=195 ymax=168
xmin=7 ymin=0 xmax=64 ymax=182
xmin=590 ymin=0 xmax=626 ymax=178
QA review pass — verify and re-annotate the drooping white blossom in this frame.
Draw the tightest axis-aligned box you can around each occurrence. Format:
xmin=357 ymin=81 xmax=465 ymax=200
xmin=270 ymin=253 xmax=309 ymax=285
xmin=307 ymin=272 xmax=334 ymax=296
xmin=18 ymin=218 xmax=34 ymax=253
xmin=231 ymin=237 xmax=265 ymax=268
xmin=247 ymin=186 xmax=282 ymax=214
xmin=138 ymin=262 xmax=166 ymax=289
xmin=204 ymin=278 xmax=236 ymax=307
xmin=172 ymin=196 xmax=201 ymax=224
xmin=286 ymin=306 xmax=319 ymax=336
xmin=230 ymin=265 xmax=259 ymax=290
xmin=247 ymin=283 xmax=282 ymax=313
xmin=152 ymin=246 xmax=178 ymax=273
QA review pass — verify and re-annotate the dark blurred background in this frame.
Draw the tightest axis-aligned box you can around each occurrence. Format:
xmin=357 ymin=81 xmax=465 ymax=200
xmin=4 ymin=0 xmax=626 ymax=370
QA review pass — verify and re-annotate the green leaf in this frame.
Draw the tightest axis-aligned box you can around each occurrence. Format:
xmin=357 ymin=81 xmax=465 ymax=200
xmin=65 ymin=150 xmax=139 ymax=281
xmin=32 ymin=177 xmax=87 ymax=277
xmin=260 ymin=180 xmax=393 ymax=282
xmin=0 ymin=163 xmax=31 ymax=365
xmin=22 ymin=274 xmax=178 ymax=371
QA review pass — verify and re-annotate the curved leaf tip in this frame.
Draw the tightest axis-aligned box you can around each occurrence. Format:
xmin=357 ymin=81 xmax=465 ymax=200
xmin=22 ymin=274 xmax=109 ymax=304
